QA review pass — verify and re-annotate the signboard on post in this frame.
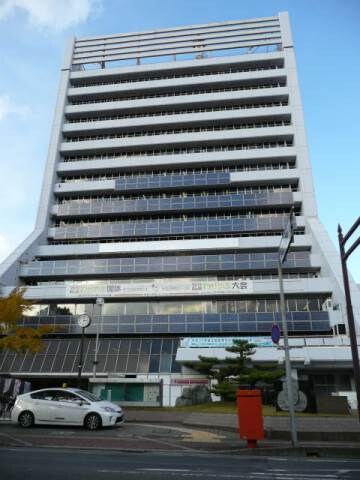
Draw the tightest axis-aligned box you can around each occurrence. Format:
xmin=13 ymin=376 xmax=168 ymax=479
xmin=271 ymin=324 xmax=281 ymax=344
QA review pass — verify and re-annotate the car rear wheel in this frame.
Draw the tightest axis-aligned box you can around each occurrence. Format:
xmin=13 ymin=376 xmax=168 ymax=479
xmin=84 ymin=413 xmax=102 ymax=430
xmin=19 ymin=411 xmax=34 ymax=428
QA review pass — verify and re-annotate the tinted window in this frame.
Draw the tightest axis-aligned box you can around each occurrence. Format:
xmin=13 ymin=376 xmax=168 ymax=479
xmin=30 ymin=390 xmax=55 ymax=400
xmin=75 ymin=390 xmax=100 ymax=402
xmin=52 ymin=390 xmax=81 ymax=403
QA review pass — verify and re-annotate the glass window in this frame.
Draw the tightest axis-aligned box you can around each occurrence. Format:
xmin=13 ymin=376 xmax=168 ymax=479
xmin=287 ymin=299 xmax=297 ymax=311
xmin=183 ymin=302 xmax=203 ymax=313
xmin=119 ymin=340 xmax=130 ymax=354
xmin=75 ymin=304 xmax=86 ymax=315
xmin=227 ymin=301 xmax=236 ymax=313
xmin=137 ymin=355 xmax=150 ymax=373
xmin=308 ymin=298 xmax=320 ymax=311
xmin=53 ymin=390 xmax=82 ymax=403
xmin=246 ymin=300 xmax=256 ymax=312
xmin=158 ymin=302 xmax=181 ymax=314
xmin=236 ymin=300 xmax=247 ymax=312
xmin=217 ymin=301 xmax=228 ymax=313
xmin=102 ymin=303 xmax=124 ymax=315
xmin=266 ymin=299 xmax=278 ymax=312
xmin=151 ymin=339 xmax=162 ymax=354
xmin=126 ymin=355 xmax=138 ymax=373
xmin=130 ymin=340 xmax=141 ymax=355
xmin=31 ymin=390 xmax=55 ymax=400
xmin=159 ymin=353 xmax=172 ymax=372
xmin=256 ymin=300 xmax=266 ymax=312
xmin=126 ymin=302 xmax=148 ymax=314
xmin=52 ymin=304 xmax=75 ymax=315
xmin=297 ymin=299 xmax=309 ymax=311
xmin=116 ymin=355 xmax=128 ymax=372
xmin=149 ymin=355 xmax=160 ymax=373
xmin=161 ymin=339 xmax=173 ymax=354
xmin=23 ymin=304 xmax=45 ymax=317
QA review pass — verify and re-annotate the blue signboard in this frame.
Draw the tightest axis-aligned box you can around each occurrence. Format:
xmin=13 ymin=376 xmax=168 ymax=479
xmin=271 ymin=324 xmax=281 ymax=344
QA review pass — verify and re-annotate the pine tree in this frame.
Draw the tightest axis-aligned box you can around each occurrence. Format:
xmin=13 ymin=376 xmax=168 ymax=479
xmin=0 ymin=288 xmax=52 ymax=352
xmin=185 ymin=339 xmax=284 ymax=401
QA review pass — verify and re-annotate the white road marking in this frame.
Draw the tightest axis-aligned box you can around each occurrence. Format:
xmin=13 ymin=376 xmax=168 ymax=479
xmin=139 ymin=469 xmax=191 ymax=472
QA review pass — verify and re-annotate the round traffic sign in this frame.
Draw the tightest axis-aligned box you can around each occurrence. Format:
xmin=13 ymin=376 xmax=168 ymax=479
xmin=271 ymin=324 xmax=281 ymax=344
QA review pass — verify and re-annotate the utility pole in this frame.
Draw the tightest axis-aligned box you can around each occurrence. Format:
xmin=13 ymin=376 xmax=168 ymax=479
xmin=278 ymin=207 xmax=298 ymax=447
xmin=338 ymin=217 xmax=360 ymax=421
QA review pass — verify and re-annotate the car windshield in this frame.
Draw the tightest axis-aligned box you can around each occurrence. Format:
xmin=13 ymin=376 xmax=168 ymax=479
xmin=75 ymin=390 xmax=101 ymax=402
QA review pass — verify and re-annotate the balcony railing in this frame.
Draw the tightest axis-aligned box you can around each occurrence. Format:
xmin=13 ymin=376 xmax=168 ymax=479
xmin=20 ymin=251 xmax=312 ymax=278
xmin=53 ymin=191 xmax=294 ymax=218
xmin=49 ymin=215 xmax=293 ymax=240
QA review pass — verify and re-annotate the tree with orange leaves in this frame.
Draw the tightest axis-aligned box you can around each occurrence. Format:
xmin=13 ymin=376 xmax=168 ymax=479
xmin=0 ymin=288 xmax=52 ymax=352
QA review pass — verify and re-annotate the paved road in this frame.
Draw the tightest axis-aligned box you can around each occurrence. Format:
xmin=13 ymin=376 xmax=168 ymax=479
xmin=1 ymin=447 xmax=360 ymax=480
xmin=0 ymin=421 xmax=247 ymax=453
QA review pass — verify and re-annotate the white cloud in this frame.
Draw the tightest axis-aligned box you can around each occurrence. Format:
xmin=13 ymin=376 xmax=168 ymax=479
xmin=0 ymin=0 xmax=101 ymax=31
xmin=0 ymin=95 xmax=30 ymax=121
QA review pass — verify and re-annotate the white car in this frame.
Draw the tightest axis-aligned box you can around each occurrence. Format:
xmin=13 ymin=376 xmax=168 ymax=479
xmin=11 ymin=388 xmax=124 ymax=430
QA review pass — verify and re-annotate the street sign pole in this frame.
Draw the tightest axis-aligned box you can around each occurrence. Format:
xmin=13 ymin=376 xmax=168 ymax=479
xmin=77 ymin=327 xmax=85 ymax=388
xmin=278 ymin=261 xmax=298 ymax=447
xmin=93 ymin=297 xmax=104 ymax=379
xmin=278 ymin=207 xmax=298 ymax=447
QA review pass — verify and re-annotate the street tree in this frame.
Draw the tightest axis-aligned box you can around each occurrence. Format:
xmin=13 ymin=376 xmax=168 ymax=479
xmin=185 ymin=339 xmax=284 ymax=400
xmin=0 ymin=288 xmax=52 ymax=352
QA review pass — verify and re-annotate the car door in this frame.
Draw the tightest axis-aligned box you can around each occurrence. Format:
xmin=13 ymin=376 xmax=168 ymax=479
xmin=30 ymin=390 xmax=57 ymax=423
xmin=51 ymin=390 xmax=88 ymax=424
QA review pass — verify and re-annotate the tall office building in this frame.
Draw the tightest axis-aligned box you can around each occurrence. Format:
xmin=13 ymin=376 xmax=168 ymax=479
xmin=1 ymin=13 xmax=359 ymax=406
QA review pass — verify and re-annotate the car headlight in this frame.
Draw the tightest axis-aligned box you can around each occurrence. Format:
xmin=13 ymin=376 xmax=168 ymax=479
xmin=101 ymin=407 xmax=116 ymax=413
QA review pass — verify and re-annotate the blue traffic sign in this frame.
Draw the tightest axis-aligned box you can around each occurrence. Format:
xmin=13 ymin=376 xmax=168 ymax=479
xmin=271 ymin=324 xmax=281 ymax=344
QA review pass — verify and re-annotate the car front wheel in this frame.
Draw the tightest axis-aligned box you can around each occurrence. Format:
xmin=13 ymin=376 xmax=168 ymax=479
xmin=18 ymin=411 xmax=34 ymax=428
xmin=84 ymin=412 xmax=102 ymax=430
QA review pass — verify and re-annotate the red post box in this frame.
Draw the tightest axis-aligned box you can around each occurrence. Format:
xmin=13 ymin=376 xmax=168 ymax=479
xmin=236 ymin=389 xmax=264 ymax=448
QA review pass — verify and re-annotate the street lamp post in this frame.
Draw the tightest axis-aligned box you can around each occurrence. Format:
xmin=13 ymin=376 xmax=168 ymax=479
xmin=77 ymin=314 xmax=91 ymax=388
xmin=338 ymin=216 xmax=360 ymax=421
xmin=278 ymin=207 xmax=298 ymax=447
xmin=93 ymin=297 xmax=104 ymax=379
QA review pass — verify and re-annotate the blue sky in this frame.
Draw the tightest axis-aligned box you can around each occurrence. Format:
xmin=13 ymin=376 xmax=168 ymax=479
xmin=0 ymin=0 xmax=359 ymax=280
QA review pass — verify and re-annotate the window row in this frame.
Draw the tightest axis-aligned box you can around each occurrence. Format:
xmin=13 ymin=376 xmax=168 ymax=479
xmin=54 ymin=192 xmax=294 ymax=218
xmin=66 ymin=100 xmax=289 ymax=124
xmin=71 ymin=63 xmax=283 ymax=89
xmin=59 ymin=162 xmax=295 ymax=185
xmin=70 ymin=81 xmax=286 ymax=105
xmin=19 ymin=314 xmax=331 ymax=336
xmin=64 ymin=120 xmax=291 ymax=143
xmin=0 ymin=338 xmax=181 ymax=375
xmin=24 ymin=297 xmax=329 ymax=317
xmin=50 ymin=216 xmax=291 ymax=240
xmin=58 ymin=186 xmax=295 ymax=200
xmin=62 ymin=140 xmax=293 ymax=162
xmin=21 ymin=251 xmax=311 ymax=277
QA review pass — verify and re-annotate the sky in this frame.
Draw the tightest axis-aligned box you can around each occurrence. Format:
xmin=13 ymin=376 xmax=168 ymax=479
xmin=0 ymin=0 xmax=359 ymax=280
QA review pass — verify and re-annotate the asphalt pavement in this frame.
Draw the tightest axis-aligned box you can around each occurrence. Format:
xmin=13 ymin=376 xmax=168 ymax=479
xmin=1 ymin=447 xmax=360 ymax=480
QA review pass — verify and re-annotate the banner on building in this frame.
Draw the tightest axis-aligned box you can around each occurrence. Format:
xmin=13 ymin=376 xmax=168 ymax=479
xmin=180 ymin=337 xmax=274 ymax=348
xmin=65 ymin=279 xmax=253 ymax=298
